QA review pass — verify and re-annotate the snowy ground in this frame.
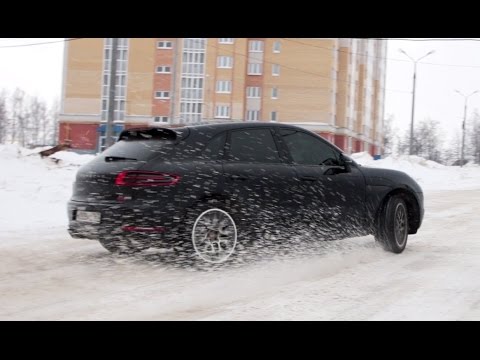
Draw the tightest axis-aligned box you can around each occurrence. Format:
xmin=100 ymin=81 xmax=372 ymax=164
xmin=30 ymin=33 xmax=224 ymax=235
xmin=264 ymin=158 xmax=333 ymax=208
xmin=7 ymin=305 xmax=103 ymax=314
xmin=1 ymin=145 xmax=480 ymax=320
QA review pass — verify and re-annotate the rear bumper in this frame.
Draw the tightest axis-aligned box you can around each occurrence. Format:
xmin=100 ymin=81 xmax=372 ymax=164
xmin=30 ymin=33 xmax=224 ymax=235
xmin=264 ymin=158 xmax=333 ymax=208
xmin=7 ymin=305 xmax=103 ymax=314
xmin=67 ymin=200 xmax=185 ymax=243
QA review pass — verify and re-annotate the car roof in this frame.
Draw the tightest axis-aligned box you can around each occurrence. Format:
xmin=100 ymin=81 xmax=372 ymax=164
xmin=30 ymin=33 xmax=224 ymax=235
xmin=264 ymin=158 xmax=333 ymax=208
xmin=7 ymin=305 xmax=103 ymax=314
xmin=123 ymin=122 xmax=345 ymax=153
xmin=185 ymin=121 xmax=307 ymax=132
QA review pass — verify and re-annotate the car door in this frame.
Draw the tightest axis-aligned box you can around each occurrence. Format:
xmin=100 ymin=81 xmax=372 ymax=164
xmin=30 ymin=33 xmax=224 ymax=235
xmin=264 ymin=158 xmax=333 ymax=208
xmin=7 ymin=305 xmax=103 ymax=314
xmin=221 ymin=127 xmax=301 ymax=234
xmin=276 ymin=128 xmax=367 ymax=239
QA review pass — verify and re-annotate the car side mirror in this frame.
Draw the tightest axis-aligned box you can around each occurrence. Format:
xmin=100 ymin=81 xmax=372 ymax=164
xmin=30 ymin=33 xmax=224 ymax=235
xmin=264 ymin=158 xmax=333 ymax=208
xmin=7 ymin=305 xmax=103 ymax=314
xmin=340 ymin=154 xmax=353 ymax=163
xmin=340 ymin=154 xmax=355 ymax=171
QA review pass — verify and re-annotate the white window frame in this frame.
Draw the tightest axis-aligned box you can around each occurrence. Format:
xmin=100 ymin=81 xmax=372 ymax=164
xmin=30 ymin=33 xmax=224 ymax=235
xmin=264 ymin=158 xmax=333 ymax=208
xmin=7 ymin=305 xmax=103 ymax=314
xmin=217 ymin=56 xmax=233 ymax=68
xmin=154 ymin=116 xmax=169 ymax=123
xmin=273 ymin=41 xmax=281 ymax=53
xmin=155 ymin=91 xmax=170 ymax=99
xmin=247 ymin=87 xmax=261 ymax=98
xmin=102 ymin=38 xmax=129 ymax=122
xmin=216 ymin=80 xmax=232 ymax=93
xmin=246 ymin=110 xmax=260 ymax=121
xmin=156 ymin=66 xmax=172 ymax=74
xmin=215 ymin=105 xmax=231 ymax=119
xmin=157 ymin=41 xmax=173 ymax=49
xmin=270 ymin=111 xmax=278 ymax=122
xmin=218 ymin=38 xmax=234 ymax=44
xmin=272 ymin=64 xmax=280 ymax=76
xmin=271 ymin=87 xmax=278 ymax=99
xmin=247 ymin=63 xmax=262 ymax=75
xmin=249 ymin=40 xmax=264 ymax=52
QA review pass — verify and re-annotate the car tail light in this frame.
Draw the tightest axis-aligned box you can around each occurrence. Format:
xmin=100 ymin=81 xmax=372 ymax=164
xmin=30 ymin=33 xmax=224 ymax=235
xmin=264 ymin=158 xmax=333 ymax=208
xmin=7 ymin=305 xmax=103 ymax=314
xmin=115 ymin=171 xmax=180 ymax=186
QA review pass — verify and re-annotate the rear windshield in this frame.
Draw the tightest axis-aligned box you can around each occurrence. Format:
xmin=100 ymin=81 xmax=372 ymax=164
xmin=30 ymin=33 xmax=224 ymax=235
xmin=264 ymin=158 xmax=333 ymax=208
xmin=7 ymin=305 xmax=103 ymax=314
xmin=101 ymin=128 xmax=189 ymax=161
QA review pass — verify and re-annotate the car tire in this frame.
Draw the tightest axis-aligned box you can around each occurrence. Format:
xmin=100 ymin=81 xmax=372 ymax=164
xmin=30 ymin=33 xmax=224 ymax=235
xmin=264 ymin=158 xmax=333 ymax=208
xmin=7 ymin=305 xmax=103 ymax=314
xmin=375 ymin=195 xmax=409 ymax=254
xmin=99 ymin=237 xmax=149 ymax=255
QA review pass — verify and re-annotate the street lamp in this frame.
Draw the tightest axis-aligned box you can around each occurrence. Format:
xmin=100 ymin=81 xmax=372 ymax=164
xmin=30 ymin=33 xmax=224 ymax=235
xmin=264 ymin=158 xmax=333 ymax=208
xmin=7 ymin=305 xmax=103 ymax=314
xmin=455 ymin=89 xmax=479 ymax=167
xmin=399 ymin=49 xmax=435 ymax=155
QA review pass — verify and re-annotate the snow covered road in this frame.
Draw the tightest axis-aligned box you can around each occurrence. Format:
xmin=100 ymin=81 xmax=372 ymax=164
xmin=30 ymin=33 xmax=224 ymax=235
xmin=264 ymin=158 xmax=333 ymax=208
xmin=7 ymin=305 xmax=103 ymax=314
xmin=1 ymin=145 xmax=480 ymax=320
xmin=1 ymin=189 xmax=479 ymax=320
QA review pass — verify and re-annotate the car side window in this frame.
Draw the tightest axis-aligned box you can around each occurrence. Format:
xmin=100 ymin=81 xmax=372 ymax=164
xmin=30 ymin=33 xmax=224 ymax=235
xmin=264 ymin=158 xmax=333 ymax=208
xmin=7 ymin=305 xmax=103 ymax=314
xmin=201 ymin=132 xmax=226 ymax=161
xmin=229 ymin=128 xmax=281 ymax=163
xmin=279 ymin=129 xmax=340 ymax=166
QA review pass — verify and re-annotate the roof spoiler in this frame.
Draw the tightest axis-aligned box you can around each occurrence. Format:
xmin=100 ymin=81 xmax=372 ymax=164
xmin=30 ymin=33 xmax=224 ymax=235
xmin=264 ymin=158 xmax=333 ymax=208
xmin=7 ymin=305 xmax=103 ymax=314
xmin=118 ymin=127 xmax=189 ymax=141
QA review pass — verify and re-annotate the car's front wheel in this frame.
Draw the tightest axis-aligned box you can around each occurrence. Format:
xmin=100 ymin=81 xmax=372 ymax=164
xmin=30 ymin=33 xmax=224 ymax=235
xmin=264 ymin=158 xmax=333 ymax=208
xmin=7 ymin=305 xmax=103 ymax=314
xmin=375 ymin=195 xmax=409 ymax=254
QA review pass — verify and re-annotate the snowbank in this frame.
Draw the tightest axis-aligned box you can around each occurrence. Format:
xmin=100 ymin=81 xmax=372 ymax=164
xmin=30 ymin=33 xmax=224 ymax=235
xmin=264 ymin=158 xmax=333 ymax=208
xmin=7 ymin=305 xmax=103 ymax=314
xmin=0 ymin=144 xmax=95 ymax=234
xmin=352 ymin=152 xmax=480 ymax=191
xmin=49 ymin=151 xmax=95 ymax=167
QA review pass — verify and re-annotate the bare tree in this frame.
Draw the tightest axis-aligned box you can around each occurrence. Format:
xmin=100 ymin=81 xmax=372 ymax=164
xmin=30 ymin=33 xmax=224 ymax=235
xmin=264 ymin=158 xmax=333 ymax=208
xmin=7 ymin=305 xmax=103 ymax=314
xmin=444 ymin=131 xmax=462 ymax=165
xmin=470 ymin=109 xmax=480 ymax=164
xmin=383 ymin=114 xmax=394 ymax=156
xmin=10 ymin=88 xmax=28 ymax=145
xmin=27 ymin=96 xmax=47 ymax=146
xmin=47 ymin=98 xmax=60 ymax=145
xmin=399 ymin=118 xmax=444 ymax=163
xmin=0 ymin=90 xmax=7 ymax=144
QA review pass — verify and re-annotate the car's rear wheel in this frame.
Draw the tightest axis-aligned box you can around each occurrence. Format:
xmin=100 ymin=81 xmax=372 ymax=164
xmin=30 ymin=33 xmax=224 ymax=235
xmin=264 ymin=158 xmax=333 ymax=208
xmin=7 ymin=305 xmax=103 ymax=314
xmin=375 ymin=195 xmax=409 ymax=254
xmin=99 ymin=237 xmax=150 ymax=255
xmin=174 ymin=201 xmax=242 ymax=265
xmin=191 ymin=208 xmax=238 ymax=264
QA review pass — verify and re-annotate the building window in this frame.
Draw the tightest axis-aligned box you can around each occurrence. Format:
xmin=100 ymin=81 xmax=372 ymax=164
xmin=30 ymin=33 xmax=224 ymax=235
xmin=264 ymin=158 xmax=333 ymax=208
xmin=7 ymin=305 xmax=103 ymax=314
xmin=246 ymin=110 xmax=260 ymax=121
xmin=271 ymin=87 xmax=278 ymax=99
xmin=247 ymin=63 xmax=262 ymax=75
xmin=157 ymin=41 xmax=173 ymax=49
xmin=102 ymin=38 xmax=129 ymax=122
xmin=180 ymin=77 xmax=203 ymax=100
xmin=219 ymin=38 xmax=234 ymax=44
xmin=155 ymin=91 xmax=170 ymax=99
xmin=217 ymin=56 xmax=233 ymax=68
xmin=183 ymin=38 xmax=206 ymax=50
xmin=273 ymin=41 xmax=281 ymax=53
xmin=249 ymin=40 xmax=264 ymax=52
xmin=216 ymin=80 xmax=232 ymax=93
xmin=272 ymin=64 xmax=280 ymax=76
xmin=215 ymin=105 xmax=231 ymax=118
xmin=271 ymin=111 xmax=278 ymax=122
xmin=247 ymin=87 xmax=261 ymax=98
xmin=179 ymin=38 xmax=206 ymax=124
xmin=156 ymin=66 xmax=171 ymax=74
xmin=154 ymin=116 xmax=169 ymax=123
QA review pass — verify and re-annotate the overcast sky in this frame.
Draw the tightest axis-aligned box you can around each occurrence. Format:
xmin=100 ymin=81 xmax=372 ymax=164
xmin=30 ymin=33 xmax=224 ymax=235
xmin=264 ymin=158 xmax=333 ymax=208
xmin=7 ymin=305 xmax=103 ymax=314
xmin=1 ymin=38 xmax=480 ymax=141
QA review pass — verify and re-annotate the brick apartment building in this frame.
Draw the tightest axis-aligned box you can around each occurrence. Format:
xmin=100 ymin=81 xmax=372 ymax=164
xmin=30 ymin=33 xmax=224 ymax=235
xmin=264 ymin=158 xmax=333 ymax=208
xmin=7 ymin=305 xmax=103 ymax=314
xmin=59 ymin=38 xmax=387 ymax=154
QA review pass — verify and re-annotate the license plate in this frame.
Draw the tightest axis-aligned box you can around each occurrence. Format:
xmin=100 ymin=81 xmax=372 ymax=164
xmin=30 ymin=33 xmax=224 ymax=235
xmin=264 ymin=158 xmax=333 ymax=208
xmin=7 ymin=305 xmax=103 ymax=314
xmin=76 ymin=211 xmax=101 ymax=224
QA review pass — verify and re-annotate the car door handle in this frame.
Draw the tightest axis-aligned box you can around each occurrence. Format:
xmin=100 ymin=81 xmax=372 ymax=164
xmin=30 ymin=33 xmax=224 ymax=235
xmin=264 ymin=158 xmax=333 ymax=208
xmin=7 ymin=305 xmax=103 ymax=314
xmin=230 ymin=174 xmax=248 ymax=181
xmin=299 ymin=176 xmax=317 ymax=182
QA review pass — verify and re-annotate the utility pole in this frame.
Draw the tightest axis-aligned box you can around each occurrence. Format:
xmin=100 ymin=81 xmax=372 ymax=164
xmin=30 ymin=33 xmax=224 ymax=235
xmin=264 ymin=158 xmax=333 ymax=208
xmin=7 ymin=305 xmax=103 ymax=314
xmin=399 ymin=49 xmax=435 ymax=155
xmin=409 ymin=62 xmax=417 ymax=156
xmin=461 ymin=97 xmax=467 ymax=167
xmin=105 ymin=38 xmax=118 ymax=148
xmin=455 ymin=90 xmax=479 ymax=167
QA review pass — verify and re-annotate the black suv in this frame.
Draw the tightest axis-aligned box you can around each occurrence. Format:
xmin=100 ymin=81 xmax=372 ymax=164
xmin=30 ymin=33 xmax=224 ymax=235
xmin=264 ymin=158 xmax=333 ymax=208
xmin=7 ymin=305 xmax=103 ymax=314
xmin=68 ymin=123 xmax=424 ymax=263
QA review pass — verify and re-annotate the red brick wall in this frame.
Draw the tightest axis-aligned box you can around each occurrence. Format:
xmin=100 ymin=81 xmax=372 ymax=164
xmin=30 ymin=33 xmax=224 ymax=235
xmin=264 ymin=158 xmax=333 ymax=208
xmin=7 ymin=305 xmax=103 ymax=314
xmin=152 ymin=39 xmax=174 ymax=117
xmin=59 ymin=123 xmax=97 ymax=150
xmin=319 ymin=132 xmax=334 ymax=144
xmin=334 ymin=135 xmax=347 ymax=151
xmin=354 ymin=139 xmax=363 ymax=153
xmin=124 ymin=123 xmax=148 ymax=130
